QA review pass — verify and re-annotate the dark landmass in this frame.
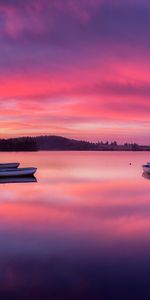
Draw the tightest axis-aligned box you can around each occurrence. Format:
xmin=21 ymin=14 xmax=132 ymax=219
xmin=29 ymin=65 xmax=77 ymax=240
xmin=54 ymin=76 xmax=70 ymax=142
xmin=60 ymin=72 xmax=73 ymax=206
xmin=0 ymin=135 xmax=150 ymax=151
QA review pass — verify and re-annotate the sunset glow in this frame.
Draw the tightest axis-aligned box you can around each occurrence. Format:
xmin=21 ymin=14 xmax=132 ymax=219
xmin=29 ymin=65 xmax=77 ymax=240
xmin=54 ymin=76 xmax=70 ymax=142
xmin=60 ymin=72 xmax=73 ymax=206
xmin=0 ymin=0 xmax=150 ymax=143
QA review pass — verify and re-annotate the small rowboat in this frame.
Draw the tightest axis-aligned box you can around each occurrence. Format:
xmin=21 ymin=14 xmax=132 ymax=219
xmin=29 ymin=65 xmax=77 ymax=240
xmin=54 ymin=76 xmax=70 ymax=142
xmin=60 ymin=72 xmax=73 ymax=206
xmin=0 ymin=163 xmax=20 ymax=168
xmin=0 ymin=167 xmax=37 ymax=177
xmin=142 ymin=162 xmax=150 ymax=174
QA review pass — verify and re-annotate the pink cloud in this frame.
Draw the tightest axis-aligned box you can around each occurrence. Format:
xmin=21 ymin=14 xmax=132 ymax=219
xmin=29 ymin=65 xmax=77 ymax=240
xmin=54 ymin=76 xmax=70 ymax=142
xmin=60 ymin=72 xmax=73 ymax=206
xmin=0 ymin=0 xmax=150 ymax=142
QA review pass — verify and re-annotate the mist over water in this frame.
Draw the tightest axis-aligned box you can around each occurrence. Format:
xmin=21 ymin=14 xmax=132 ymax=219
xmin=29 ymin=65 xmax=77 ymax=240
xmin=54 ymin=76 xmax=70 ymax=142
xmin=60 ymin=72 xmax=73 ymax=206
xmin=0 ymin=151 xmax=150 ymax=300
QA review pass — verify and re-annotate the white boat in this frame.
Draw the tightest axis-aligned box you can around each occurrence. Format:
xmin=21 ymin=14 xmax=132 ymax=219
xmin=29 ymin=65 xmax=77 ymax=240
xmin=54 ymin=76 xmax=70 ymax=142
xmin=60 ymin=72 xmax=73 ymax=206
xmin=0 ymin=163 xmax=20 ymax=168
xmin=0 ymin=167 xmax=37 ymax=177
xmin=142 ymin=162 xmax=150 ymax=174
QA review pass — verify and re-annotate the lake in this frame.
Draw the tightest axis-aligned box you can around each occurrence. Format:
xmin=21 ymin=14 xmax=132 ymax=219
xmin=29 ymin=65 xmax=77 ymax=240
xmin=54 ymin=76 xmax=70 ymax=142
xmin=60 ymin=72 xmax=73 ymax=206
xmin=0 ymin=151 xmax=150 ymax=300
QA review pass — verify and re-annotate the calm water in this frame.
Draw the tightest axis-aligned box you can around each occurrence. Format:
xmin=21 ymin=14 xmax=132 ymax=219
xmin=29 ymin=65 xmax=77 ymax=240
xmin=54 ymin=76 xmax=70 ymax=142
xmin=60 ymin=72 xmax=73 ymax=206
xmin=0 ymin=151 xmax=150 ymax=300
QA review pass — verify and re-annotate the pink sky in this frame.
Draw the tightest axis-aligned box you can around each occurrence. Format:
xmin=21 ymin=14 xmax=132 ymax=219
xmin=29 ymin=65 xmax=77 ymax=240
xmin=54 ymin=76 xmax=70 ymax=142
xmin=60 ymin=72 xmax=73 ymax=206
xmin=0 ymin=0 xmax=150 ymax=144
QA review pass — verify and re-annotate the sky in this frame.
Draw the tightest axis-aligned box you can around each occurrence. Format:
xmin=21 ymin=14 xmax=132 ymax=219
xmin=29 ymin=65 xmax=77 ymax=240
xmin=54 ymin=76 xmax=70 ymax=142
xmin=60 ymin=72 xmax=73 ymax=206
xmin=0 ymin=0 xmax=150 ymax=144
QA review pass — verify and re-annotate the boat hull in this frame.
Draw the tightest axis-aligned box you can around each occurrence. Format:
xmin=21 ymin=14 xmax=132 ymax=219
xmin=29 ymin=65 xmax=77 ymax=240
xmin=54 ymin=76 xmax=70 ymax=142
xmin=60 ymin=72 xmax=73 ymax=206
xmin=143 ymin=165 xmax=150 ymax=174
xmin=0 ymin=163 xmax=19 ymax=168
xmin=0 ymin=168 xmax=37 ymax=177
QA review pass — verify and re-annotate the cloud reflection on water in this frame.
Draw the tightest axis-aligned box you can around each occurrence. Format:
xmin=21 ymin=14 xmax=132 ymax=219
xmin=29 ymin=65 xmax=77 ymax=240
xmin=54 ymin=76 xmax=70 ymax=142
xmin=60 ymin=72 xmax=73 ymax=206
xmin=0 ymin=152 xmax=150 ymax=299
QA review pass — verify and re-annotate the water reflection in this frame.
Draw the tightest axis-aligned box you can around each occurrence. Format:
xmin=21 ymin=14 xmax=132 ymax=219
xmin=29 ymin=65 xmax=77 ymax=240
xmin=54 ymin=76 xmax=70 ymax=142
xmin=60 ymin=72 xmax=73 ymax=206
xmin=142 ymin=172 xmax=150 ymax=180
xmin=0 ymin=152 xmax=150 ymax=299
xmin=0 ymin=176 xmax=37 ymax=184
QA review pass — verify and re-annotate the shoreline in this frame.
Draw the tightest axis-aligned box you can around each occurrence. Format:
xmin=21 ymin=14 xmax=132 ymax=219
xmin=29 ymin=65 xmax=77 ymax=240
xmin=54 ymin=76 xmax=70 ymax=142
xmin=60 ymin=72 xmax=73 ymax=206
xmin=0 ymin=149 xmax=150 ymax=152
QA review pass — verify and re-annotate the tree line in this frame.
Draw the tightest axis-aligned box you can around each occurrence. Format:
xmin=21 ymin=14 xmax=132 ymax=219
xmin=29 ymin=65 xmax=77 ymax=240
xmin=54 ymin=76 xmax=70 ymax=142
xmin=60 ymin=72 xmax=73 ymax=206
xmin=0 ymin=136 xmax=149 ymax=151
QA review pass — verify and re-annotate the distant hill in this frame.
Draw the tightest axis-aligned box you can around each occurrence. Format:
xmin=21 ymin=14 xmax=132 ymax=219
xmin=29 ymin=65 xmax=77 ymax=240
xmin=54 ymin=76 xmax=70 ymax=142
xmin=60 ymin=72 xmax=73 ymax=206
xmin=34 ymin=135 xmax=96 ymax=150
xmin=0 ymin=135 xmax=149 ymax=151
xmin=0 ymin=135 xmax=96 ymax=151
